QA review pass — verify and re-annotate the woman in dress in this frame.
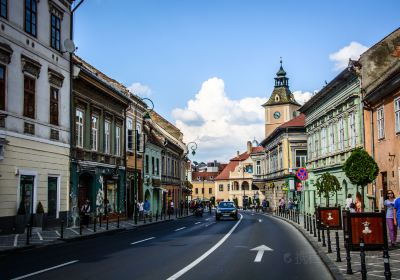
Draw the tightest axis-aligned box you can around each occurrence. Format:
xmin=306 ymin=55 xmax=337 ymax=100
xmin=384 ymin=190 xmax=397 ymax=247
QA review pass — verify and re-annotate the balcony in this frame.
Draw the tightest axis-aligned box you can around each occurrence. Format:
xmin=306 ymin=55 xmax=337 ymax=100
xmin=72 ymin=148 xmax=123 ymax=166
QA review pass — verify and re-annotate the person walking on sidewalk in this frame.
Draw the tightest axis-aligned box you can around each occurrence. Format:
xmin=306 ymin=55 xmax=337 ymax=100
xmin=143 ymin=199 xmax=151 ymax=220
xmin=385 ymin=190 xmax=397 ymax=247
xmin=345 ymin=194 xmax=356 ymax=213
xmin=138 ymin=200 xmax=144 ymax=221
xmin=81 ymin=199 xmax=91 ymax=228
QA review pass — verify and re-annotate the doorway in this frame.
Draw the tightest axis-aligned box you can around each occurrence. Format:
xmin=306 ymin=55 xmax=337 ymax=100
xmin=20 ymin=175 xmax=35 ymax=215
xmin=78 ymin=173 xmax=93 ymax=212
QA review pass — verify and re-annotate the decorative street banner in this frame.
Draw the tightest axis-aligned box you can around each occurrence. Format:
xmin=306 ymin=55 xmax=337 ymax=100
xmin=342 ymin=211 xmax=387 ymax=251
xmin=317 ymin=207 xmax=342 ymax=229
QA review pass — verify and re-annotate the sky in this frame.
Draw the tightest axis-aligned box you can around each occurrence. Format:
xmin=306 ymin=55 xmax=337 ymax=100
xmin=73 ymin=0 xmax=400 ymax=164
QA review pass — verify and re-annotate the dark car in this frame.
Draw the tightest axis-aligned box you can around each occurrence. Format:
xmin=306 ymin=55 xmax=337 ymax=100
xmin=216 ymin=201 xmax=238 ymax=221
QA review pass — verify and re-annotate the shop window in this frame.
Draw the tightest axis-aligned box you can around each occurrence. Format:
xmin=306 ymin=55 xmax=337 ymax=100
xmin=19 ymin=175 xmax=35 ymax=215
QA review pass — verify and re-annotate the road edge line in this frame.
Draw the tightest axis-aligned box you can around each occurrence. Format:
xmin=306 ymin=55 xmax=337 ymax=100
xmin=11 ymin=260 xmax=79 ymax=280
xmin=166 ymin=214 xmax=243 ymax=280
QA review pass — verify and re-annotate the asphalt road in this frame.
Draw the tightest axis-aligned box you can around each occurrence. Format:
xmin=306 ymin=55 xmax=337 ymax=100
xmin=0 ymin=211 xmax=333 ymax=280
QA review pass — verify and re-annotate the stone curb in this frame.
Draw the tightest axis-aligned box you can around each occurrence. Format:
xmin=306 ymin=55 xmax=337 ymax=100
xmin=268 ymin=214 xmax=345 ymax=280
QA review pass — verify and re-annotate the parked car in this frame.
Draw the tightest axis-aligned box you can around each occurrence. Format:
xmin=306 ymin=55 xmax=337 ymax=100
xmin=216 ymin=201 xmax=238 ymax=221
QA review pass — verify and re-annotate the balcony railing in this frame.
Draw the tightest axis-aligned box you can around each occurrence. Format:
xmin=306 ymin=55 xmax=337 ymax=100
xmin=72 ymin=148 xmax=123 ymax=166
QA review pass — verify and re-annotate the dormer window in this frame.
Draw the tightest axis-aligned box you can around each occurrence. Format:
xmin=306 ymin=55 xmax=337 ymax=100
xmin=275 ymin=95 xmax=280 ymax=102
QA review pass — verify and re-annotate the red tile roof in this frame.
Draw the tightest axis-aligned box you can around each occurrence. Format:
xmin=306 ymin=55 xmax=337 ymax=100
xmin=278 ymin=113 xmax=305 ymax=128
xmin=192 ymin=171 xmax=220 ymax=181
xmin=215 ymin=161 xmax=239 ymax=180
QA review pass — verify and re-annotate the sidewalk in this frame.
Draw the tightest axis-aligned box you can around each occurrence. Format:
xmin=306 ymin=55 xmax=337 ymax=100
xmin=0 ymin=211 xmax=191 ymax=256
xmin=271 ymin=211 xmax=400 ymax=280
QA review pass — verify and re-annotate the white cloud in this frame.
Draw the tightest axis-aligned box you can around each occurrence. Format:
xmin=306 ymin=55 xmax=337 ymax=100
xmin=293 ymin=90 xmax=314 ymax=105
xmin=127 ymin=82 xmax=152 ymax=97
xmin=172 ymin=77 xmax=267 ymax=163
xmin=329 ymin=42 xmax=368 ymax=71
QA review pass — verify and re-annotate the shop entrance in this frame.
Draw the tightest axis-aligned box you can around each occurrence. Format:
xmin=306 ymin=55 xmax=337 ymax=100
xmin=78 ymin=173 xmax=93 ymax=211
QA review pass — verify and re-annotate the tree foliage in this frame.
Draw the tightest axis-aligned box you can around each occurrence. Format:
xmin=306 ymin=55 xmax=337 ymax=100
xmin=315 ymin=172 xmax=341 ymax=206
xmin=343 ymin=148 xmax=379 ymax=187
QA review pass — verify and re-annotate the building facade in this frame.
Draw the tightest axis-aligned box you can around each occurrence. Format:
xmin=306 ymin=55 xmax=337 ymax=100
xmin=0 ymin=0 xmax=72 ymax=233
xmin=299 ymin=68 xmax=364 ymax=213
xmin=360 ymin=28 xmax=400 ymax=205
xmin=70 ymin=56 xmax=130 ymax=226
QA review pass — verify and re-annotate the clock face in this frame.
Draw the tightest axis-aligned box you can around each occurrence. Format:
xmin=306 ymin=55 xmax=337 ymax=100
xmin=273 ymin=111 xmax=281 ymax=119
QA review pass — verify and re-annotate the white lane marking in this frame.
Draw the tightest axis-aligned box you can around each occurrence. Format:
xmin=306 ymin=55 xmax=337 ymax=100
xmin=251 ymin=245 xmax=273 ymax=263
xmin=86 ymin=228 xmax=93 ymax=232
xmin=67 ymin=228 xmax=79 ymax=235
xmin=175 ymin=227 xmax=186 ymax=232
xmin=55 ymin=230 xmax=61 ymax=237
xmin=131 ymin=237 xmax=155 ymax=245
xmin=205 ymin=222 xmax=216 ymax=227
xmin=194 ymin=222 xmax=201 ymax=225
xmin=205 ymin=218 xmax=210 ymax=221
xmin=11 ymin=260 xmax=79 ymax=280
xmin=13 ymin=234 xmax=19 ymax=247
xmin=131 ymin=236 xmax=155 ymax=245
xmin=37 ymin=232 xmax=43 ymax=241
xmin=167 ymin=214 xmax=243 ymax=280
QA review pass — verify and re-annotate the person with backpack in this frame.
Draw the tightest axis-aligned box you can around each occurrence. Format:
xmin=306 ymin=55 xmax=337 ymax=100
xmin=345 ymin=194 xmax=356 ymax=213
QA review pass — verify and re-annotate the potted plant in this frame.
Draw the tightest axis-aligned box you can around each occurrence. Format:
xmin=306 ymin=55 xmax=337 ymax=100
xmin=35 ymin=201 xmax=45 ymax=229
xmin=15 ymin=199 xmax=26 ymax=233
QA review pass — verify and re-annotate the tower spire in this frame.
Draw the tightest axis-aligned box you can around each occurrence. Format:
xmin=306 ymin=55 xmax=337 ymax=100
xmin=275 ymin=58 xmax=288 ymax=87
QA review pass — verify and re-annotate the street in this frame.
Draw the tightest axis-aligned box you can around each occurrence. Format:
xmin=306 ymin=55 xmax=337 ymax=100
xmin=1 ymin=212 xmax=332 ymax=280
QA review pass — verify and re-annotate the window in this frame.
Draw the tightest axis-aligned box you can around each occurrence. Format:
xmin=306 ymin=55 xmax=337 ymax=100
xmin=395 ymin=98 xmax=400 ymax=134
xmin=227 ymin=184 xmax=230 ymax=191
xmin=201 ymin=188 xmax=204 ymax=194
xmin=75 ymin=109 xmax=84 ymax=148
xmin=50 ymin=13 xmax=61 ymax=51
xmin=329 ymin=123 xmax=335 ymax=153
xmin=295 ymin=150 xmax=307 ymax=168
xmin=145 ymin=155 xmax=149 ymax=174
xmin=0 ymin=65 xmax=5 ymax=110
xmin=19 ymin=175 xmax=35 ymax=215
xmin=321 ymin=127 xmax=326 ymax=155
xmin=48 ymin=177 xmax=58 ymax=218
xmin=23 ymin=76 xmax=35 ymax=119
xmin=195 ymin=188 xmax=198 ymax=194
xmin=25 ymin=0 xmax=37 ymax=37
xmin=219 ymin=184 xmax=223 ymax=191
xmin=0 ymin=0 xmax=7 ymax=19
xmin=256 ymin=160 xmax=261 ymax=175
xmin=127 ymin=118 xmax=133 ymax=150
xmin=115 ymin=126 xmax=121 ymax=156
xmin=91 ymin=116 xmax=98 ymax=151
xmin=308 ymin=136 xmax=313 ymax=159
xmin=104 ymin=121 xmax=111 ymax=153
xmin=338 ymin=118 xmax=344 ymax=150
xmin=349 ymin=112 xmax=356 ymax=147
xmin=377 ymin=106 xmax=385 ymax=139
xmin=156 ymin=158 xmax=159 ymax=175
xmin=49 ymin=87 xmax=59 ymax=125
xmin=152 ymin=157 xmax=155 ymax=175
xmin=314 ymin=133 xmax=319 ymax=158
xmin=209 ymin=188 xmax=212 ymax=194
xmin=136 ymin=122 xmax=141 ymax=151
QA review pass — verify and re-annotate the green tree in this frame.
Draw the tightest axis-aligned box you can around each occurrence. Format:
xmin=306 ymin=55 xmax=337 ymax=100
xmin=315 ymin=172 xmax=341 ymax=207
xmin=343 ymin=147 xmax=379 ymax=211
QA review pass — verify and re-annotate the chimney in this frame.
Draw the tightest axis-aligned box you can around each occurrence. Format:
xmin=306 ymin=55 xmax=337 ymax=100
xmin=247 ymin=141 xmax=252 ymax=153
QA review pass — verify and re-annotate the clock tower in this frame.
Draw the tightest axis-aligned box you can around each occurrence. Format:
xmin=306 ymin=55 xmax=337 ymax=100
xmin=262 ymin=59 xmax=301 ymax=138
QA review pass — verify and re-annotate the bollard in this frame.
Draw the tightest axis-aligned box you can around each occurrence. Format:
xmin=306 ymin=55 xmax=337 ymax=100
xmin=322 ymin=227 xmax=326 ymax=247
xmin=99 ymin=214 xmax=102 ymax=228
xmin=94 ymin=216 xmax=97 ymax=232
xmin=117 ymin=214 xmax=120 ymax=228
xmin=360 ymin=236 xmax=367 ymax=280
xmin=317 ymin=219 xmax=321 ymax=242
xmin=306 ymin=214 xmax=310 ymax=231
xmin=303 ymin=213 xmax=306 ymax=229
xmin=313 ymin=217 xmax=317 ymax=237
xmin=26 ymin=224 xmax=30 ymax=245
xmin=335 ymin=231 xmax=341 ymax=262
xmin=310 ymin=216 xmax=314 ymax=235
xmin=60 ymin=220 xmax=64 ymax=239
xmin=144 ymin=212 xmax=146 ymax=224
xmin=169 ymin=210 xmax=171 ymax=220
xmin=80 ymin=222 xmax=83 ymax=235
xmin=383 ymin=247 xmax=392 ymax=280
xmin=345 ymin=234 xmax=353 ymax=274
xmin=106 ymin=216 xmax=109 ymax=230
xmin=327 ymin=226 xmax=332 ymax=253
xmin=156 ymin=211 xmax=159 ymax=221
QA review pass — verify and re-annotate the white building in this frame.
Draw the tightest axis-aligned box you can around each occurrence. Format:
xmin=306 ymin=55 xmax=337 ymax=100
xmin=0 ymin=0 xmax=72 ymax=233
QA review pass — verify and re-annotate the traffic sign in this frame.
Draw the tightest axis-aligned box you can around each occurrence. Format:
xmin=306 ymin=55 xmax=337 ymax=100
xmin=296 ymin=168 xmax=308 ymax=181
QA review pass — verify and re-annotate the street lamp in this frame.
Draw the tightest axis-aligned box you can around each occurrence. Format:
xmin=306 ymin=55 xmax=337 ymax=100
xmin=238 ymin=164 xmax=247 ymax=209
xmin=132 ymin=96 xmax=154 ymax=224
xmin=184 ymin=141 xmax=198 ymax=212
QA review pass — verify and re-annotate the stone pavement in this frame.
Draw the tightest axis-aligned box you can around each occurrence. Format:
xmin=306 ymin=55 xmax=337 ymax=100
xmin=0 ymin=211 xmax=191 ymax=256
xmin=270 ymin=210 xmax=400 ymax=280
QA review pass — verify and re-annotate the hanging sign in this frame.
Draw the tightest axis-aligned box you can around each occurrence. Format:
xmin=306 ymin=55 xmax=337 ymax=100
xmin=296 ymin=168 xmax=308 ymax=181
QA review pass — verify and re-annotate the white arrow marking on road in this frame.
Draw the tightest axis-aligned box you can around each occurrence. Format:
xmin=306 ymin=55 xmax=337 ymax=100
xmin=175 ymin=227 xmax=186 ymax=232
xmin=251 ymin=245 xmax=273 ymax=262
xmin=131 ymin=237 xmax=155 ymax=245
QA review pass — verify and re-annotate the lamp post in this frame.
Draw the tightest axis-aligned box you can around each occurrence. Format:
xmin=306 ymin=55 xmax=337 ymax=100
xmin=133 ymin=96 xmax=153 ymax=225
xmin=184 ymin=141 xmax=197 ymax=210
xmin=238 ymin=164 xmax=247 ymax=209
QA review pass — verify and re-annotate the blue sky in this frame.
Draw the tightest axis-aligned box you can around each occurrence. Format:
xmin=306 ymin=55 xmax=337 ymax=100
xmin=73 ymin=0 xmax=400 ymax=163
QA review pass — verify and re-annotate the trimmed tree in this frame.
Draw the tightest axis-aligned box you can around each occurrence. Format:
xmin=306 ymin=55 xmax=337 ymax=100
xmin=315 ymin=172 xmax=341 ymax=207
xmin=343 ymin=147 xmax=379 ymax=212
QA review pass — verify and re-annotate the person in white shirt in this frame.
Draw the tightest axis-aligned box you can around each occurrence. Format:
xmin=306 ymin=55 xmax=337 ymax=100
xmin=345 ymin=194 xmax=355 ymax=213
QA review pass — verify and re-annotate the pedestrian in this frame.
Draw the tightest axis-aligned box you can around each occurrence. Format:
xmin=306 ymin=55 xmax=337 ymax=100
xmin=169 ymin=200 xmax=174 ymax=215
xmin=293 ymin=198 xmax=298 ymax=212
xmin=143 ymin=199 xmax=150 ymax=220
xmin=180 ymin=200 xmax=184 ymax=216
xmin=355 ymin=192 xmax=362 ymax=213
xmin=138 ymin=200 xmax=144 ymax=221
xmin=345 ymin=194 xmax=356 ymax=213
xmin=385 ymin=190 xmax=397 ymax=247
xmin=81 ymin=199 xmax=91 ymax=227
xmin=393 ymin=194 xmax=400 ymax=242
